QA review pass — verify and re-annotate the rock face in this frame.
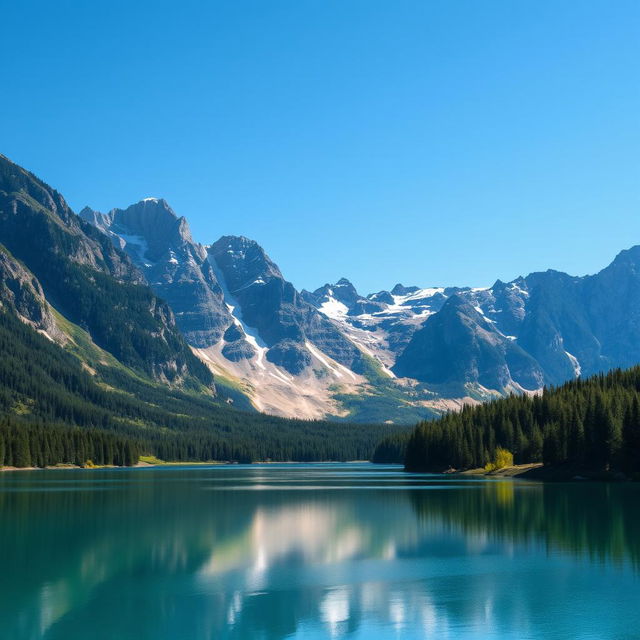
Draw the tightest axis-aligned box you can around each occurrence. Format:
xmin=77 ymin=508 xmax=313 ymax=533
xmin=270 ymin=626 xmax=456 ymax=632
xmin=393 ymin=295 xmax=544 ymax=390
xmin=0 ymin=246 xmax=64 ymax=342
xmin=207 ymin=236 xmax=364 ymax=375
xmin=80 ymin=200 xmax=233 ymax=348
xmin=302 ymin=249 xmax=640 ymax=398
xmin=0 ymin=154 xmax=213 ymax=388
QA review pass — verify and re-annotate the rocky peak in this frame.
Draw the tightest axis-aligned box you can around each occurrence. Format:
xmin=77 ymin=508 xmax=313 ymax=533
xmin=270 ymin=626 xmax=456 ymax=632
xmin=311 ymin=277 xmax=360 ymax=308
xmin=207 ymin=235 xmax=365 ymax=375
xmin=106 ymin=199 xmax=196 ymax=262
xmin=391 ymin=283 xmax=420 ymax=296
xmin=330 ymin=278 xmax=360 ymax=306
xmin=78 ymin=206 xmax=114 ymax=233
xmin=596 ymin=245 xmax=640 ymax=279
xmin=367 ymin=290 xmax=395 ymax=305
xmin=308 ymin=277 xmax=386 ymax=317
xmin=208 ymin=235 xmax=283 ymax=293
xmin=80 ymin=199 xmax=232 ymax=348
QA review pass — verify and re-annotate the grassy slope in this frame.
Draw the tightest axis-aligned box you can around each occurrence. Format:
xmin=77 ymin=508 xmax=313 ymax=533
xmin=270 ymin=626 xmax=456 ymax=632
xmin=333 ymin=354 xmax=440 ymax=424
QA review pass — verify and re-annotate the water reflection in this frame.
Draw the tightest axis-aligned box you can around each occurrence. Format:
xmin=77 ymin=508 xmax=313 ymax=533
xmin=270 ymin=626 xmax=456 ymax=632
xmin=0 ymin=465 xmax=639 ymax=639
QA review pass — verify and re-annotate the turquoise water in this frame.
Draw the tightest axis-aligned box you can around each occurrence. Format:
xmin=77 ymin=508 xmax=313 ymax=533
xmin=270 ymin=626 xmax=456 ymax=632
xmin=1 ymin=464 xmax=639 ymax=640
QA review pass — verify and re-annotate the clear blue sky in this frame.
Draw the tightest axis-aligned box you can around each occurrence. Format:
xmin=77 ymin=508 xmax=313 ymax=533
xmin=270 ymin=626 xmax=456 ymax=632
xmin=1 ymin=1 xmax=639 ymax=294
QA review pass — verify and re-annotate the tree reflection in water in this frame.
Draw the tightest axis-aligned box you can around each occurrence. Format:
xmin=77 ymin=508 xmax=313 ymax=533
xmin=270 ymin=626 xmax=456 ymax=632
xmin=0 ymin=465 xmax=639 ymax=639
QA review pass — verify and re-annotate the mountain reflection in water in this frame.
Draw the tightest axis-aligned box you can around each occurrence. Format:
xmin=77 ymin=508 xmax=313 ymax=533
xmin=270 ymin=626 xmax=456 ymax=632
xmin=0 ymin=464 xmax=639 ymax=640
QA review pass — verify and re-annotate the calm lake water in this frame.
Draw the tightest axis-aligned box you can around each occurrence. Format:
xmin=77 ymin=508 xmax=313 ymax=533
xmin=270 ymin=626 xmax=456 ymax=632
xmin=1 ymin=464 xmax=639 ymax=640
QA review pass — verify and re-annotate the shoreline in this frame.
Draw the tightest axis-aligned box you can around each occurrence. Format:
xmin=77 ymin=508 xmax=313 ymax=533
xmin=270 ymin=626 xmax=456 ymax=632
xmin=0 ymin=459 xmax=376 ymax=472
xmin=453 ymin=463 xmax=544 ymax=478
xmin=445 ymin=462 xmax=634 ymax=482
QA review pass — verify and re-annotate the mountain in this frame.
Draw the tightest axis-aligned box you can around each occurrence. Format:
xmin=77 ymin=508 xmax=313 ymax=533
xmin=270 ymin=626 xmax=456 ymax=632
xmin=82 ymin=206 xmax=378 ymax=419
xmin=79 ymin=199 xmax=234 ymax=349
xmin=207 ymin=237 xmax=364 ymax=375
xmin=4 ymin=149 xmax=636 ymax=425
xmin=308 ymin=254 xmax=640 ymax=404
xmin=79 ymin=180 xmax=640 ymax=424
xmin=393 ymin=295 xmax=544 ymax=391
xmin=0 ymin=154 xmax=407 ymax=467
xmin=302 ymin=279 xmax=461 ymax=369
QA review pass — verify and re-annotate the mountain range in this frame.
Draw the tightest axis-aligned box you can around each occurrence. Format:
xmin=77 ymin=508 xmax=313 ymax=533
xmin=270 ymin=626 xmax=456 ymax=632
xmin=0 ymin=153 xmax=403 ymax=465
xmin=4 ymin=152 xmax=640 ymax=427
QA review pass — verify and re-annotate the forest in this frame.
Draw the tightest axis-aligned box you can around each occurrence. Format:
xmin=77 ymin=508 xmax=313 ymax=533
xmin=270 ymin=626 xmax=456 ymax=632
xmin=404 ymin=366 xmax=640 ymax=474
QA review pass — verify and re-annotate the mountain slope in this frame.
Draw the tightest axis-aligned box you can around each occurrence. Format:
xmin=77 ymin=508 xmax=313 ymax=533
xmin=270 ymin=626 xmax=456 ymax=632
xmin=0 ymin=300 xmax=405 ymax=466
xmin=0 ymin=154 xmax=212 ymax=388
xmin=394 ymin=295 xmax=544 ymax=391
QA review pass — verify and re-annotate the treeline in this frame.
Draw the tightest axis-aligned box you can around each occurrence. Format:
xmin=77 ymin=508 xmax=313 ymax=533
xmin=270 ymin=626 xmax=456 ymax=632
xmin=405 ymin=367 xmax=640 ymax=473
xmin=0 ymin=418 xmax=140 ymax=468
xmin=0 ymin=308 xmax=403 ymax=467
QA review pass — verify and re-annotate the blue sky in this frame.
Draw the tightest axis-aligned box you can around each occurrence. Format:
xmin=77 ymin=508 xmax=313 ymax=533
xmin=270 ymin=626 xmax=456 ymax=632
xmin=1 ymin=1 xmax=639 ymax=294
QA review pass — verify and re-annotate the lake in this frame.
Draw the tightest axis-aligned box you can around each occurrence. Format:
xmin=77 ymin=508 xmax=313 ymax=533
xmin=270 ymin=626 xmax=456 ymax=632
xmin=1 ymin=464 xmax=639 ymax=639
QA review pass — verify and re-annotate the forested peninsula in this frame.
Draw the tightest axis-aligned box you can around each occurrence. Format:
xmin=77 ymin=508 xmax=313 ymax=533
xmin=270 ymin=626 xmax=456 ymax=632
xmin=402 ymin=366 xmax=640 ymax=478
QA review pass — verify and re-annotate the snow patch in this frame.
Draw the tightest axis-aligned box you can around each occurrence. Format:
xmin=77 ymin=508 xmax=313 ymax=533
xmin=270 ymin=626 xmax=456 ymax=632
xmin=119 ymin=233 xmax=152 ymax=266
xmin=510 ymin=283 xmax=529 ymax=297
xmin=565 ymin=351 xmax=582 ymax=377
xmin=234 ymin=277 xmax=267 ymax=293
xmin=318 ymin=296 xmax=349 ymax=320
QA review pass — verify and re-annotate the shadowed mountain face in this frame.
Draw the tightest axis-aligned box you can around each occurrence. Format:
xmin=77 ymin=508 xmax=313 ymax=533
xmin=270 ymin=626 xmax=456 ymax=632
xmin=393 ymin=295 xmax=544 ymax=390
xmin=389 ymin=255 xmax=640 ymax=388
xmin=0 ymin=245 xmax=64 ymax=342
xmin=0 ymin=155 xmax=212 ymax=387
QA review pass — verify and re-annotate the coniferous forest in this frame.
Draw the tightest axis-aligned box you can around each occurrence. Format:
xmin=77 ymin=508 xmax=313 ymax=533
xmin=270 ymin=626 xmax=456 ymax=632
xmin=404 ymin=367 xmax=640 ymax=474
